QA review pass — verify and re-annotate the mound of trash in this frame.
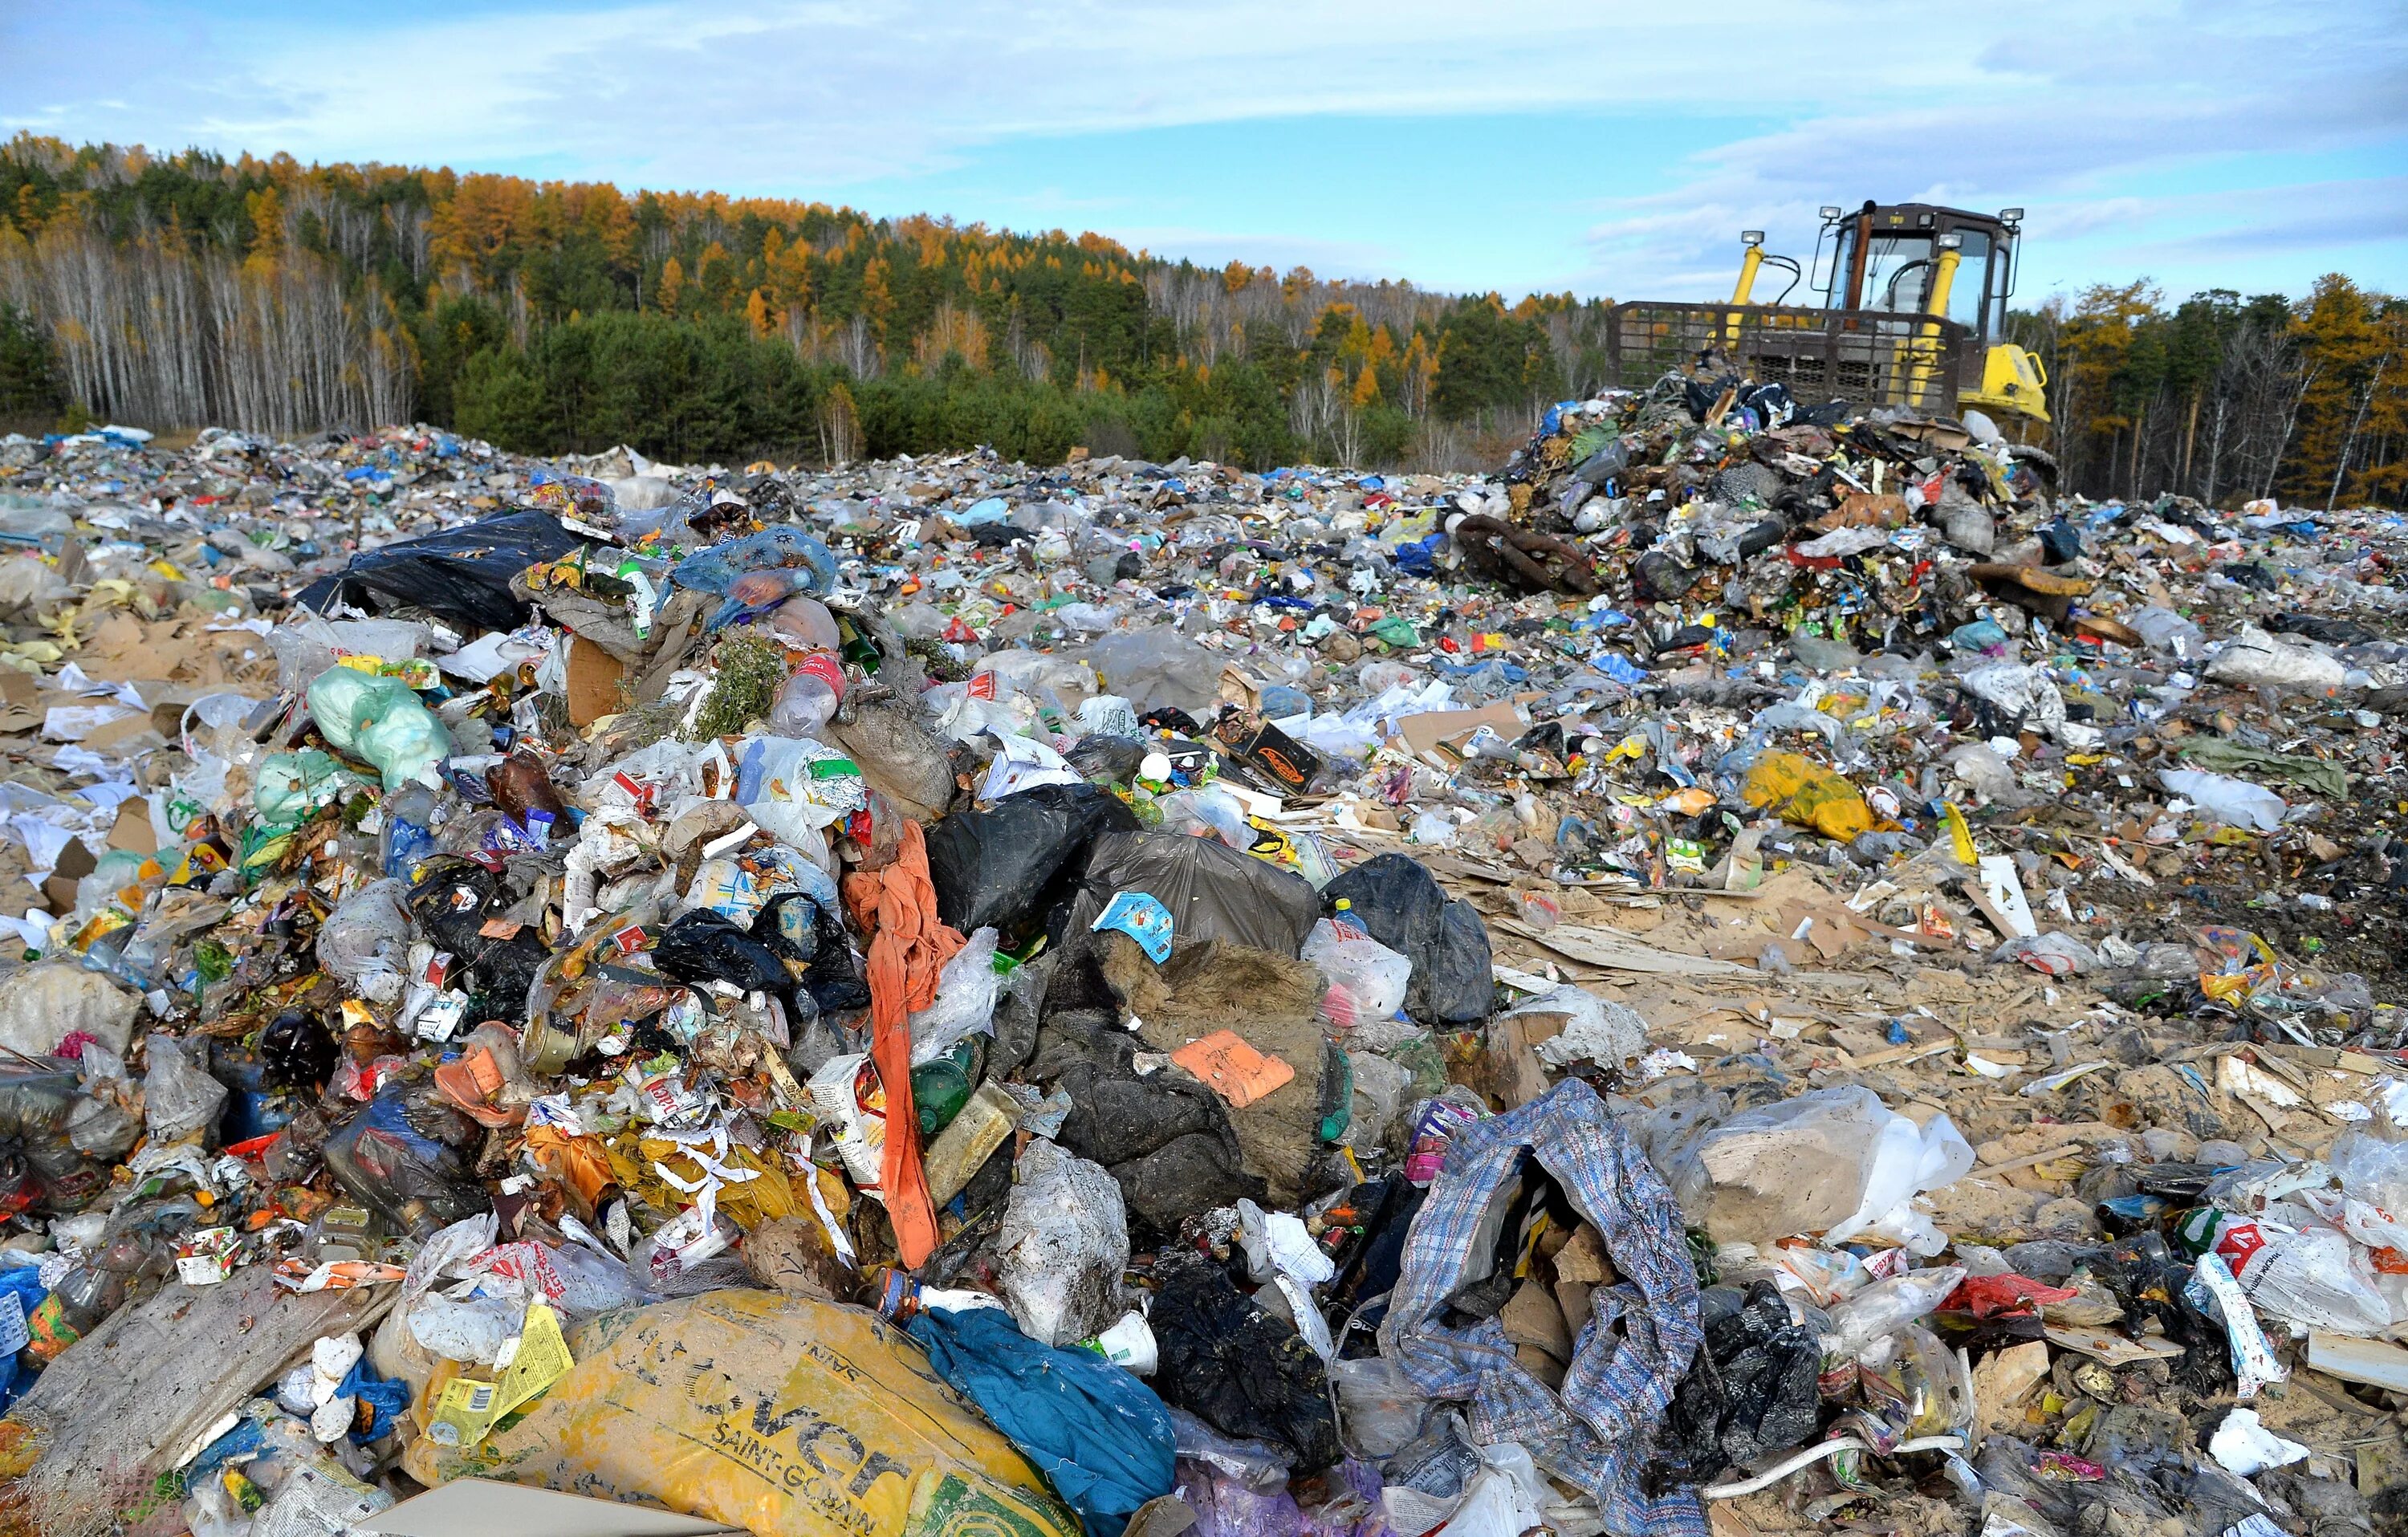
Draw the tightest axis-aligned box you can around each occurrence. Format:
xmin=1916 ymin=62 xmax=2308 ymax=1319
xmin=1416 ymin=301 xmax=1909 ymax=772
xmin=0 ymin=388 xmax=2400 ymax=1537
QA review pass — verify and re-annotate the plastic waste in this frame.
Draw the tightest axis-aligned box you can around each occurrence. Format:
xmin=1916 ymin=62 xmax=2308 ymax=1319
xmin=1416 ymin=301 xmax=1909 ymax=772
xmin=996 ymin=1139 xmax=1129 ymax=1348
xmin=1672 ymin=1087 xmax=1972 ymax=1252
xmin=909 ymin=926 xmax=1003 ymax=1063
xmin=769 ymin=653 xmax=847 ymax=737
xmin=1824 ymin=1266 xmax=1968 ymax=1360
xmin=142 ymin=1034 xmax=229 ymax=1142
xmin=2209 ymin=626 xmax=2349 ymax=690
xmin=1330 ymin=1356 xmax=1430 ymax=1459
xmin=2161 ymin=767 xmax=2289 ymax=832
xmin=317 ymin=878 xmax=413 ymax=1006
xmin=1300 ymin=917 xmax=1413 ymax=1029
xmin=297 ymin=508 xmax=583 ymax=631
xmin=1320 ymin=855 xmax=1492 ymax=1024
xmin=923 ymin=783 xmax=1141 ymax=945
xmin=306 ymin=667 xmax=447 ymax=790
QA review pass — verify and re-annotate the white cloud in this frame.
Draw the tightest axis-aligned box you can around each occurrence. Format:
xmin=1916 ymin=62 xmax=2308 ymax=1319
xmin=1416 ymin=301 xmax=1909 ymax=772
xmin=4 ymin=0 xmax=2401 ymax=298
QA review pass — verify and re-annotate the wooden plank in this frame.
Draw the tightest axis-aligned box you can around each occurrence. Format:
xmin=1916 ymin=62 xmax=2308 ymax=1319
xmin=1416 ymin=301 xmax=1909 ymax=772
xmin=2044 ymin=1325 xmax=2183 ymax=1365
xmin=1493 ymin=917 xmax=1756 ymax=978
xmin=3 ymin=1263 xmax=397 ymax=1500
xmin=2307 ymin=1332 xmax=2408 ymax=1393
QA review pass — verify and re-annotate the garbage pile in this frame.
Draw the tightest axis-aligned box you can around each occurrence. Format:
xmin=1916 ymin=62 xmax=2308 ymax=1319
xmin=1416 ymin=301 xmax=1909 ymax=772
xmin=0 ymin=388 xmax=2399 ymax=1537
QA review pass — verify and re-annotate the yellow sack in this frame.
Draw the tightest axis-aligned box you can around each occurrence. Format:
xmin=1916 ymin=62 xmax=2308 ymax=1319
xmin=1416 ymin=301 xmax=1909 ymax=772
xmin=437 ymin=1290 xmax=1080 ymax=1537
xmin=1741 ymin=751 xmax=1873 ymax=842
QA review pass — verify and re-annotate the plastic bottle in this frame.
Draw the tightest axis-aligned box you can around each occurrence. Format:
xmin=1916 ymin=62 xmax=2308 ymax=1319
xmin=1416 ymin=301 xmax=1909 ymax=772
xmin=1824 ymin=1265 xmax=1967 ymax=1360
xmin=381 ymin=783 xmax=437 ymax=878
xmin=769 ymin=653 xmax=846 ymax=737
xmin=23 ymin=1263 xmax=120 ymax=1364
xmin=769 ymin=595 xmax=841 ymax=653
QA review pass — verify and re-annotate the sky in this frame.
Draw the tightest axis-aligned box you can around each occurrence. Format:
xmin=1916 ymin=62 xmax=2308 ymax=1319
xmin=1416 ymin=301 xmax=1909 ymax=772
xmin=6 ymin=0 xmax=2405 ymax=307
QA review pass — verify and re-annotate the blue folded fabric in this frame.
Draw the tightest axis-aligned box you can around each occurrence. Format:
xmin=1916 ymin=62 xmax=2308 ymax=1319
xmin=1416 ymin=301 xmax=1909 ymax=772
xmin=908 ymin=1304 xmax=1174 ymax=1537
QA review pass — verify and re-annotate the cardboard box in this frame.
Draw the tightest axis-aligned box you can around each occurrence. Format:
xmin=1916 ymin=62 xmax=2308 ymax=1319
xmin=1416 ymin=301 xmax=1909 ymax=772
xmin=563 ymin=636 xmax=627 ymax=727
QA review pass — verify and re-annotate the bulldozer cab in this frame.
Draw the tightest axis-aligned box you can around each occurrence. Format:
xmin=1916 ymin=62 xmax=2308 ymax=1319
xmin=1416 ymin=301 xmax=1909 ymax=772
xmin=1824 ymin=202 xmax=2016 ymax=340
xmin=1603 ymin=198 xmax=2049 ymax=427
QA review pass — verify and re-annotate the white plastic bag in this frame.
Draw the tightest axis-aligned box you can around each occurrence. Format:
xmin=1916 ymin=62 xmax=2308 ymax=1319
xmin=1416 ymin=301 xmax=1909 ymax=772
xmin=1303 ymin=917 xmax=1412 ymax=1028
xmin=2209 ymin=626 xmax=2349 ymax=690
xmin=1331 ymin=1356 xmax=1430 ymax=1458
xmin=1673 ymin=1085 xmax=1971 ymax=1251
xmin=317 ymin=877 xmax=413 ymax=1006
xmin=1514 ymin=986 xmax=1646 ymax=1070
xmin=909 ymin=927 xmax=1002 ymax=1065
xmin=1430 ymin=1441 xmax=1548 ymax=1537
xmin=737 ymin=735 xmax=867 ymax=848
xmin=2239 ymin=1225 xmax=2391 ymax=1336
xmin=2161 ymin=767 xmax=2288 ymax=832
xmin=142 ymin=1034 xmax=228 ymax=1141
xmin=407 ymin=1291 xmax=523 ymax=1365
xmin=995 ymin=1140 xmax=1127 ymax=1348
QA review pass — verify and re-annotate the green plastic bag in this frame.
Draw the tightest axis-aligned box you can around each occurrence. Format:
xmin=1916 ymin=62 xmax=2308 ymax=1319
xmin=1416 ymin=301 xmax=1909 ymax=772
xmin=306 ymin=667 xmax=447 ymax=790
xmin=254 ymin=750 xmax=357 ymax=831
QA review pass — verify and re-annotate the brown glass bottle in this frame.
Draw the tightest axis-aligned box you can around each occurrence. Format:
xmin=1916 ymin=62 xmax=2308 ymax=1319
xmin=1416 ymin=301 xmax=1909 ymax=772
xmin=489 ymin=750 xmax=566 ymax=823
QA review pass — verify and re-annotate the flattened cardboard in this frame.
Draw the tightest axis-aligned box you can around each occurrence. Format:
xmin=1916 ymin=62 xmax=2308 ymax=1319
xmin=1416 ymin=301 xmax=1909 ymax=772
xmin=107 ymin=798 xmax=158 ymax=856
xmin=1394 ymin=702 xmax=1523 ymax=758
xmin=564 ymin=636 xmax=627 ymax=726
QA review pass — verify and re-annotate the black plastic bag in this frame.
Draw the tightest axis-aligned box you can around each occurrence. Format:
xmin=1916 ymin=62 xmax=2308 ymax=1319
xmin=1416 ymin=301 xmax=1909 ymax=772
xmin=1653 ymin=1282 xmax=1822 ymax=1490
xmin=1151 ymin=1250 xmax=1340 ymax=1471
xmin=406 ymin=857 xmax=547 ymax=1022
xmin=1064 ymin=829 xmax=1320 ymax=958
xmin=1026 ymin=1010 xmax=1263 ymax=1235
xmin=923 ymin=782 xmax=1140 ymax=945
xmin=295 ymin=510 xmax=583 ymax=632
xmin=654 ymin=908 xmax=792 ymax=997
xmin=1113 ymin=1132 xmax=1263 ymax=1237
xmin=260 ymin=1009 xmax=339 ymax=1092
xmin=752 ymin=893 xmax=871 ymax=1015
xmin=2270 ymin=612 xmax=2378 ymax=647
xmin=322 ymin=1083 xmax=489 ymax=1238
xmin=1321 ymin=852 xmax=1493 ymax=1023
xmin=1063 ymin=734 xmax=1152 ymax=784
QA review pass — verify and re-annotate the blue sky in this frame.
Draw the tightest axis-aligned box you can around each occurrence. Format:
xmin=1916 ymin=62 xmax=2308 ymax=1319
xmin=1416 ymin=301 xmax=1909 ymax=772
xmin=6 ymin=0 xmax=2404 ymax=306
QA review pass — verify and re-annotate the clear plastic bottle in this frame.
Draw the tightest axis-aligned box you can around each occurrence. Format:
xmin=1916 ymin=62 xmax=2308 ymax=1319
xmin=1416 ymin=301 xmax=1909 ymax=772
xmin=23 ymin=1263 xmax=120 ymax=1364
xmin=769 ymin=652 xmax=846 ymax=737
xmin=1824 ymin=1265 xmax=1967 ymax=1361
xmin=381 ymin=783 xmax=437 ymax=878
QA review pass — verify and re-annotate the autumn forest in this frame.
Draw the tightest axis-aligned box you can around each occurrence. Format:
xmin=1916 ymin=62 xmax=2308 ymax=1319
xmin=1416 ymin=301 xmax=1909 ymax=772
xmin=0 ymin=138 xmax=2400 ymax=506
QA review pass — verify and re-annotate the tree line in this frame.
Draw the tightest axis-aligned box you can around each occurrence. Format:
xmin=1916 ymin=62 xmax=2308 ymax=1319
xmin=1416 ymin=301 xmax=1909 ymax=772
xmin=0 ymin=137 xmax=1605 ymax=472
xmin=2010 ymin=279 xmax=2404 ymax=510
xmin=0 ymin=136 xmax=2399 ymax=504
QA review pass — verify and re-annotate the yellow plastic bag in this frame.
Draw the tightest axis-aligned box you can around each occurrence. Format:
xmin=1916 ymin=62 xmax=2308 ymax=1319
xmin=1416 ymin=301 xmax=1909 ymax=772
xmin=604 ymin=1130 xmax=799 ymax=1230
xmin=431 ymin=1290 xmax=1080 ymax=1537
xmin=1741 ymin=751 xmax=1873 ymax=842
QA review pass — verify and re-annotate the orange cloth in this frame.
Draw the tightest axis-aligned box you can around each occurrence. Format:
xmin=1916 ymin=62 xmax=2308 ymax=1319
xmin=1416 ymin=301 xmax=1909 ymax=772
xmin=523 ymin=1125 xmax=616 ymax=1215
xmin=840 ymin=818 xmax=964 ymax=1268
